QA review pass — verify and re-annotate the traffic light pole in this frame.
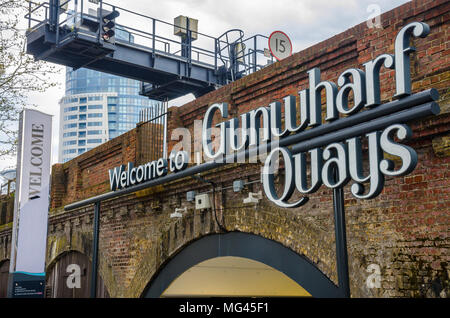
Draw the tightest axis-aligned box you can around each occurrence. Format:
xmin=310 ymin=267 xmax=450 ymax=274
xmin=98 ymin=0 xmax=103 ymax=42
xmin=49 ymin=0 xmax=60 ymax=31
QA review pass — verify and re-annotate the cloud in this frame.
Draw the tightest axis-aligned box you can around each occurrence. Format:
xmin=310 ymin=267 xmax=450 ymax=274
xmin=105 ymin=0 xmax=409 ymax=51
xmin=0 ymin=0 xmax=410 ymax=172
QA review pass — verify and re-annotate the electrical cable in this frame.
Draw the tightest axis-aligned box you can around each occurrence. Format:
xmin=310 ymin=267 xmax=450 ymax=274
xmin=191 ymin=175 xmax=228 ymax=233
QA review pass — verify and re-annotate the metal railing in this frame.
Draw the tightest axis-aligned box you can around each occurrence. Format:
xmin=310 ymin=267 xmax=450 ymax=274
xmin=137 ymin=102 xmax=168 ymax=162
xmin=25 ymin=1 xmax=50 ymax=30
xmin=25 ymin=0 xmax=274 ymax=82
xmin=0 ymin=180 xmax=15 ymax=196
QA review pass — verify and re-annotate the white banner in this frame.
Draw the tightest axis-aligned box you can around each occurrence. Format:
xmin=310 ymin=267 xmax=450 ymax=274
xmin=11 ymin=109 xmax=52 ymax=275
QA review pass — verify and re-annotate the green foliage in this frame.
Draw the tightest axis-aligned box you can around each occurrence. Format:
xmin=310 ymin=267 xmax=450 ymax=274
xmin=0 ymin=0 xmax=58 ymax=156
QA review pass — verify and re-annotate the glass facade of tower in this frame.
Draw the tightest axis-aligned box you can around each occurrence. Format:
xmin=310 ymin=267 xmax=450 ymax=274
xmin=59 ymin=68 xmax=157 ymax=163
xmin=64 ymin=68 xmax=153 ymax=137
xmin=58 ymin=24 xmax=157 ymax=163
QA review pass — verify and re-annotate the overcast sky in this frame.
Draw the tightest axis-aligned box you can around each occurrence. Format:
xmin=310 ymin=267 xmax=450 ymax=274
xmin=0 ymin=0 xmax=410 ymax=174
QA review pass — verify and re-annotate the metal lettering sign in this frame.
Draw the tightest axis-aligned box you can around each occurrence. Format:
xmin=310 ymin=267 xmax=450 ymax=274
xmin=109 ymin=22 xmax=440 ymax=210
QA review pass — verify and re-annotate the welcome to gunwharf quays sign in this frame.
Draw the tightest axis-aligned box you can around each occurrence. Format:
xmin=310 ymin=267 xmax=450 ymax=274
xmin=109 ymin=22 xmax=440 ymax=209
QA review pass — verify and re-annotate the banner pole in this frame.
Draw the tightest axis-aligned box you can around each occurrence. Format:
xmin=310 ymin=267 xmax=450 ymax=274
xmin=7 ymin=109 xmax=52 ymax=298
xmin=7 ymin=111 xmax=24 ymax=298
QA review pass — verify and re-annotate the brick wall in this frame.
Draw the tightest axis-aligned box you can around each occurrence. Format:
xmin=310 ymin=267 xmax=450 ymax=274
xmin=50 ymin=128 xmax=138 ymax=208
xmin=2 ymin=0 xmax=448 ymax=298
xmin=0 ymin=195 xmax=13 ymax=268
xmin=0 ymin=195 xmax=13 ymax=226
xmin=155 ymin=0 xmax=449 ymax=297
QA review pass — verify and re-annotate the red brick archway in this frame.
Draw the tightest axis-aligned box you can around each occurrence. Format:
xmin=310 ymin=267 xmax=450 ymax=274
xmin=0 ymin=259 xmax=10 ymax=298
xmin=143 ymin=232 xmax=342 ymax=298
xmin=46 ymin=251 xmax=109 ymax=298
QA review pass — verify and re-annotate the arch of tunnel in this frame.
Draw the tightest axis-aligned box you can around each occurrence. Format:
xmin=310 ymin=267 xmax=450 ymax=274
xmin=0 ymin=0 xmax=449 ymax=298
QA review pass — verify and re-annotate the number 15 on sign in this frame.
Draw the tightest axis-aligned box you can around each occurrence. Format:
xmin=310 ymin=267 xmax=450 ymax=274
xmin=269 ymin=31 xmax=293 ymax=61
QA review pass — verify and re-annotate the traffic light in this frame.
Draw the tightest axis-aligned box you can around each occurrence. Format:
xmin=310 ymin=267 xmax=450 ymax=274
xmin=100 ymin=10 xmax=120 ymax=43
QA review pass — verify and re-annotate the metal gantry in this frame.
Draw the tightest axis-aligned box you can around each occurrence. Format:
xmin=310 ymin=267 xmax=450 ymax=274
xmin=25 ymin=0 xmax=273 ymax=101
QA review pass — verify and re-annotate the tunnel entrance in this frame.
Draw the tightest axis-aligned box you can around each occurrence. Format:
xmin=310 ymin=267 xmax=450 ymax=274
xmin=144 ymin=232 xmax=341 ymax=298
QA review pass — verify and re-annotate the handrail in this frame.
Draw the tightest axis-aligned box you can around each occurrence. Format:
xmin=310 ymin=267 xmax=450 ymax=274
xmin=115 ymin=23 xmax=172 ymax=52
xmin=101 ymin=1 xmax=219 ymax=41
xmin=25 ymin=0 xmax=272 ymax=81
xmin=242 ymin=33 xmax=269 ymax=42
xmin=25 ymin=2 xmax=49 ymax=28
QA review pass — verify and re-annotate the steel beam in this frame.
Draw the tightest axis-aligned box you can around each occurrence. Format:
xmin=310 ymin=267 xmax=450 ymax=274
xmin=26 ymin=25 xmax=223 ymax=99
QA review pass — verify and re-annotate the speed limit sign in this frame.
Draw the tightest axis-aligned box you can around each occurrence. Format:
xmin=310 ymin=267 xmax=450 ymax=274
xmin=268 ymin=31 xmax=293 ymax=61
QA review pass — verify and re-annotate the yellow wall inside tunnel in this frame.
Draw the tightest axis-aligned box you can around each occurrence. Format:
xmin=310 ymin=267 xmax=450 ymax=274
xmin=161 ymin=256 xmax=312 ymax=297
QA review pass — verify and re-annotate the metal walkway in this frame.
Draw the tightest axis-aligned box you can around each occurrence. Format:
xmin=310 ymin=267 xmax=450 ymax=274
xmin=25 ymin=0 xmax=273 ymax=101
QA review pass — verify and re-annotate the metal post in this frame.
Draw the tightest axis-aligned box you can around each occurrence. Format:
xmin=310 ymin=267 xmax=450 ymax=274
xmin=152 ymin=19 xmax=156 ymax=54
xmin=49 ymin=0 xmax=60 ymax=31
xmin=186 ymin=18 xmax=192 ymax=77
xmin=90 ymin=201 xmax=100 ymax=298
xmin=80 ymin=0 xmax=83 ymax=22
xmin=55 ymin=0 xmax=61 ymax=47
xmin=163 ymin=100 xmax=168 ymax=159
xmin=253 ymin=36 xmax=257 ymax=73
xmin=333 ymin=177 xmax=350 ymax=298
xmin=98 ymin=0 xmax=103 ymax=42
xmin=28 ymin=1 xmax=31 ymax=29
xmin=151 ymin=106 xmax=154 ymax=160
xmin=214 ymin=38 xmax=218 ymax=73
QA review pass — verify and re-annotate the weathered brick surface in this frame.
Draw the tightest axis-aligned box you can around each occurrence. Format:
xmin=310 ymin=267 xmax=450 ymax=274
xmin=1 ymin=0 xmax=449 ymax=298
xmin=0 ymin=195 xmax=13 ymax=263
xmin=50 ymin=129 xmax=138 ymax=208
